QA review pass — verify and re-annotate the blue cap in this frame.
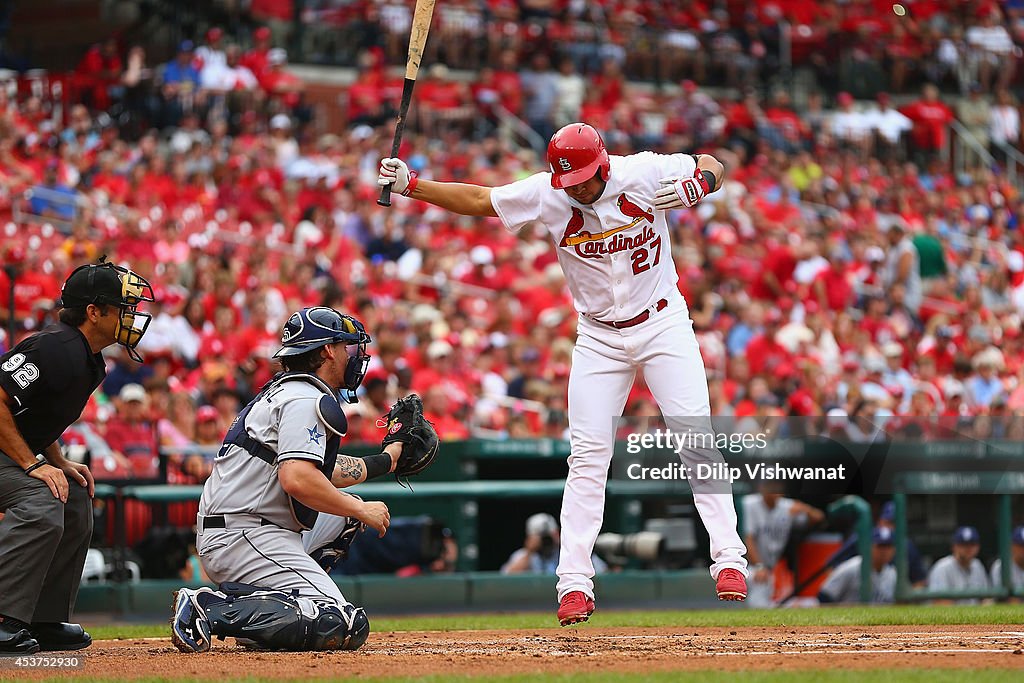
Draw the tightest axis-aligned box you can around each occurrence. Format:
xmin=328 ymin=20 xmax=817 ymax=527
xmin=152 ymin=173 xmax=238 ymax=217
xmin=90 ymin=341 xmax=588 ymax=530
xmin=880 ymin=501 xmax=895 ymax=522
xmin=1012 ymin=526 xmax=1024 ymax=546
xmin=872 ymin=526 xmax=894 ymax=545
xmin=952 ymin=526 xmax=980 ymax=545
xmin=179 ymin=40 xmax=195 ymax=53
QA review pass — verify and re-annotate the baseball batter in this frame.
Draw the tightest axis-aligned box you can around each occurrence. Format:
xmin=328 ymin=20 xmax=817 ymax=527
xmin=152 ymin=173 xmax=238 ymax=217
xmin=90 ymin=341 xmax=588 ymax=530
xmin=379 ymin=123 xmax=748 ymax=625
xmin=172 ymin=307 xmax=406 ymax=652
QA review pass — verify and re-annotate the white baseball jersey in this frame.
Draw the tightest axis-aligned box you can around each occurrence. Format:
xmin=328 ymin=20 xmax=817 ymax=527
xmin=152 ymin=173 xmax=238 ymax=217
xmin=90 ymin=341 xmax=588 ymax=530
xmin=927 ymin=555 xmax=990 ymax=604
xmin=742 ymin=495 xmax=804 ymax=569
xmin=490 ymin=152 xmax=697 ymax=321
xmin=989 ymin=558 xmax=1024 ymax=590
xmin=819 ymin=556 xmax=896 ymax=603
xmin=198 ymin=381 xmax=333 ymax=532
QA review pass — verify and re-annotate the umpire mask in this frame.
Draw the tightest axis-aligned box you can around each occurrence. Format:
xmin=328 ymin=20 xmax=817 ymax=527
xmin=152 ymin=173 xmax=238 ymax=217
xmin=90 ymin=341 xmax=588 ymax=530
xmin=59 ymin=260 xmax=155 ymax=362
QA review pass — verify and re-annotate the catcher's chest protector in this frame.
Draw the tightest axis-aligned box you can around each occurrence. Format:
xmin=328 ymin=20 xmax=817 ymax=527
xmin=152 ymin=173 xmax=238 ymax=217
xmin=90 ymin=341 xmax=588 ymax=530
xmin=220 ymin=372 xmax=344 ymax=530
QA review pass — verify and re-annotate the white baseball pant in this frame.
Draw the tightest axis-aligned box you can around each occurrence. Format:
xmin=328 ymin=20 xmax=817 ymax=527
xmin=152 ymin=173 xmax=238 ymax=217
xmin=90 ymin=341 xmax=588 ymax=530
xmin=197 ymin=512 xmax=353 ymax=605
xmin=556 ymin=296 xmax=748 ymax=601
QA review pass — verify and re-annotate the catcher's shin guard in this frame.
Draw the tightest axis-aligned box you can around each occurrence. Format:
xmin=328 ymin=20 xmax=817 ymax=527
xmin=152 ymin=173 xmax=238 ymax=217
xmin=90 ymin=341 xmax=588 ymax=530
xmin=205 ymin=590 xmax=369 ymax=651
xmin=171 ymin=588 xmax=217 ymax=653
xmin=308 ymin=601 xmax=369 ymax=651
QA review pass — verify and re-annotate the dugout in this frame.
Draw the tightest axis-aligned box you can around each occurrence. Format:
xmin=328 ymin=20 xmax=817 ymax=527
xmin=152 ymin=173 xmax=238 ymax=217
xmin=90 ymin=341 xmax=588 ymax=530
xmin=79 ymin=437 xmax=1024 ymax=612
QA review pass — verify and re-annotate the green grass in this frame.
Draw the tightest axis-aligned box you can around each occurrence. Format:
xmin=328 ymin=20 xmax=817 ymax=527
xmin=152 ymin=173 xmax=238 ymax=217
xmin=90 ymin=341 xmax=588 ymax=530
xmin=89 ymin=604 xmax=1024 ymax=640
xmin=35 ymin=672 xmax=1024 ymax=683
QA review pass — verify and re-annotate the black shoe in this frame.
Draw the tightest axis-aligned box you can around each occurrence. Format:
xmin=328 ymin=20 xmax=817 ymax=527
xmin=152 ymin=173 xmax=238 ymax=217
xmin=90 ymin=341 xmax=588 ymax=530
xmin=0 ymin=616 xmax=40 ymax=654
xmin=28 ymin=622 xmax=92 ymax=651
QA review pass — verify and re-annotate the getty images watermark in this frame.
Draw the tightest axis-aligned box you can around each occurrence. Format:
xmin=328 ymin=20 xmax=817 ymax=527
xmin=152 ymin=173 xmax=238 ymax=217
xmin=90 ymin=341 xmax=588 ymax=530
xmin=620 ymin=427 xmax=847 ymax=485
xmin=614 ymin=415 xmax=1024 ymax=496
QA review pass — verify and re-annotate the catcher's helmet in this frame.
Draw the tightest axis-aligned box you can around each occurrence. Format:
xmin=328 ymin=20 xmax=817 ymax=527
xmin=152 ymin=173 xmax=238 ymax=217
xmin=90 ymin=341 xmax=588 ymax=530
xmin=58 ymin=259 xmax=154 ymax=363
xmin=274 ymin=307 xmax=371 ymax=403
xmin=547 ymin=123 xmax=610 ymax=189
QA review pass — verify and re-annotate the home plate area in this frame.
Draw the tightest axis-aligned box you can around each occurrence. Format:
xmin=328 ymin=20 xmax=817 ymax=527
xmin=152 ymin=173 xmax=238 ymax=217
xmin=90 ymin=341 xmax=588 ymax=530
xmin=30 ymin=625 xmax=1024 ymax=680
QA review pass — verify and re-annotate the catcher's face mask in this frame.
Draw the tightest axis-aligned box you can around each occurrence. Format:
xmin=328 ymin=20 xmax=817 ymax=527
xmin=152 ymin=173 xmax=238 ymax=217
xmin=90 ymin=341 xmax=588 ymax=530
xmin=274 ymin=307 xmax=371 ymax=401
xmin=341 ymin=337 xmax=370 ymax=404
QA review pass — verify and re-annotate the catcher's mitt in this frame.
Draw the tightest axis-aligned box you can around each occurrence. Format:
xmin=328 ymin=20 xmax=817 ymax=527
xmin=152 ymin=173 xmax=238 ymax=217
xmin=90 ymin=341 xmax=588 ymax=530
xmin=378 ymin=394 xmax=439 ymax=483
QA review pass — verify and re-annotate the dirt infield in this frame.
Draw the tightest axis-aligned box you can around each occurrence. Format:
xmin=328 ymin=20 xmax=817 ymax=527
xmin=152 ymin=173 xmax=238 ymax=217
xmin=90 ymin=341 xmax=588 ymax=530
xmin=5 ymin=625 xmax=1022 ymax=680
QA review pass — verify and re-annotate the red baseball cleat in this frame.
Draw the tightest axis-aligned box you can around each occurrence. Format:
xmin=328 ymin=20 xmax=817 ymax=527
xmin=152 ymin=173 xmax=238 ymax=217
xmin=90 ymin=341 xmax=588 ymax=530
xmin=716 ymin=568 xmax=747 ymax=601
xmin=557 ymin=591 xmax=596 ymax=626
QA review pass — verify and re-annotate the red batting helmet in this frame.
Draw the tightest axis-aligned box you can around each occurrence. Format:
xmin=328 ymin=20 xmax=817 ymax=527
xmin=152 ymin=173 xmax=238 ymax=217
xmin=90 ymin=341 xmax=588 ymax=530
xmin=547 ymin=123 xmax=610 ymax=189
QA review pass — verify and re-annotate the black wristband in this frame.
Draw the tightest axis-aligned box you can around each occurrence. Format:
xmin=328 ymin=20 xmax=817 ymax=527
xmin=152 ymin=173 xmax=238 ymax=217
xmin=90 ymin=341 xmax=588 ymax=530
xmin=23 ymin=460 xmax=47 ymax=475
xmin=700 ymin=169 xmax=717 ymax=192
xmin=361 ymin=452 xmax=393 ymax=481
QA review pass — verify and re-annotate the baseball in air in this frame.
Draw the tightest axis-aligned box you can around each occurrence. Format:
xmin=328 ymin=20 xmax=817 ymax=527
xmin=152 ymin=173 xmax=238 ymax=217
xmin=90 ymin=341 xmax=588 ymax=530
xmin=893 ymin=3 xmax=906 ymax=16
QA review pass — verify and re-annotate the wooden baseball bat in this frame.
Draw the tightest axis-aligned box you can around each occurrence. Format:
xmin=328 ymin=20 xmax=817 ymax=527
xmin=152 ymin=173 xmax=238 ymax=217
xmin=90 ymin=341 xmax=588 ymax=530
xmin=378 ymin=0 xmax=437 ymax=207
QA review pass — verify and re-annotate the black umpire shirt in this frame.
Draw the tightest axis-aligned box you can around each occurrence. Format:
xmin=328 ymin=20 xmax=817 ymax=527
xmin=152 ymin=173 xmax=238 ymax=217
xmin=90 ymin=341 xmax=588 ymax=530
xmin=0 ymin=322 xmax=106 ymax=456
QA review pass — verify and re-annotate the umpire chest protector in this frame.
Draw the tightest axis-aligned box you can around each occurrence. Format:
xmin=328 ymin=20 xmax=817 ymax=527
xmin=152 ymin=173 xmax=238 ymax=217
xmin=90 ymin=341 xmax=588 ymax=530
xmin=220 ymin=372 xmax=348 ymax=530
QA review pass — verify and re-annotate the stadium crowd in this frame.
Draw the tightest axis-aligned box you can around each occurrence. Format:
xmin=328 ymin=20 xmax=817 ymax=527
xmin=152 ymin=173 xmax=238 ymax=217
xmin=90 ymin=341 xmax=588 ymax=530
xmin=299 ymin=0 xmax=1024 ymax=98
xmin=0 ymin=3 xmax=1024 ymax=491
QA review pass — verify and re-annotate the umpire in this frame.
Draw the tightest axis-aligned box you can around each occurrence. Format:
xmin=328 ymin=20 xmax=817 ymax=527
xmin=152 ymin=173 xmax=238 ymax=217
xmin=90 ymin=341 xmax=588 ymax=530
xmin=0 ymin=259 xmax=153 ymax=654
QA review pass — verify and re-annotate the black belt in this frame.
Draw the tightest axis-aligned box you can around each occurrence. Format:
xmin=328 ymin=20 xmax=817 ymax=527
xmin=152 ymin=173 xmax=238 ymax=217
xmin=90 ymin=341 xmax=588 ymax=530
xmin=200 ymin=515 xmax=276 ymax=530
xmin=592 ymin=298 xmax=669 ymax=329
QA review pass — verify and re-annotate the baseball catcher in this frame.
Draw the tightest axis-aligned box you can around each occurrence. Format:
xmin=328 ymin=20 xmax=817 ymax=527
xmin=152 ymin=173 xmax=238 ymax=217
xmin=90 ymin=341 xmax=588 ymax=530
xmin=170 ymin=307 xmax=438 ymax=653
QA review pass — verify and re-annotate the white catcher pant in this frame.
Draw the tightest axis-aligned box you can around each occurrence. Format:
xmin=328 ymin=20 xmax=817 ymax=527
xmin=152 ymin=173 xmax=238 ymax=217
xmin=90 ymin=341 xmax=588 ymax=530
xmin=556 ymin=296 xmax=747 ymax=601
xmin=197 ymin=512 xmax=353 ymax=606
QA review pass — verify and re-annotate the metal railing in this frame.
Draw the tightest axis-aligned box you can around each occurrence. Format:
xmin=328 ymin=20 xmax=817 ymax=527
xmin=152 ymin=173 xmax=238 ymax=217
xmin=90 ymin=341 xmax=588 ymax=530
xmin=948 ymin=119 xmax=996 ymax=174
xmin=492 ymin=103 xmax=546 ymax=156
xmin=949 ymin=119 xmax=1023 ymax=189
xmin=991 ymin=140 xmax=1024 ymax=189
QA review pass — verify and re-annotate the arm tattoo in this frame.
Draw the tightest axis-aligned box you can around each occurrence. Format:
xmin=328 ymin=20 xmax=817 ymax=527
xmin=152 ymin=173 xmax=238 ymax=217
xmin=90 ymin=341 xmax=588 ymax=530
xmin=334 ymin=456 xmax=366 ymax=485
